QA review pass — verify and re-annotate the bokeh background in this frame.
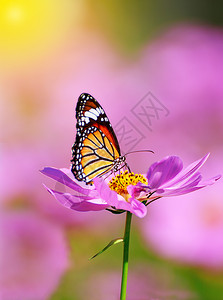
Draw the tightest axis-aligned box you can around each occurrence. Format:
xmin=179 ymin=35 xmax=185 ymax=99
xmin=1 ymin=1 xmax=223 ymax=299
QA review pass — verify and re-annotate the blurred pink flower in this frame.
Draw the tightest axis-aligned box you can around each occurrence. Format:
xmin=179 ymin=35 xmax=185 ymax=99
xmin=0 ymin=211 xmax=69 ymax=300
xmin=40 ymin=154 xmax=219 ymax=219
xmin=138 ymin=25 xmax=223 ymax=158
xmin=142 ymin=175 xmax=223 ymax=269
xmin=1 ymin=146 xmax=52 ymax=202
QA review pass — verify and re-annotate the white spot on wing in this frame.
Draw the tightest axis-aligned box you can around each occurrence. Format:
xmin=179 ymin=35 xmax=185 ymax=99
xmin=96 ymin=107 xmax=101 ymax=115
xmin=90 ymin=108 xmax=100 ymax=116
xmin=85 ymin=117 xmax=90 ymax=124
xmin=85 ymin=110 xmax=98 ymax=120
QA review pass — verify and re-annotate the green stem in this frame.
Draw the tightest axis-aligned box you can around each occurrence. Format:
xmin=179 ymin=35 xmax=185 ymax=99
xmin=120 ymin=211 xmax=132 ymax=300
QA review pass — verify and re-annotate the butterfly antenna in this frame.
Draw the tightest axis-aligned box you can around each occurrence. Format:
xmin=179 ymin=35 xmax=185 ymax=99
xmin=123 ymin=151 xmax=151 ymax=173
xmin=124 ymin=149 xmax=154 ymax=156
xmin=125 ymin=162 xmax=131 ymax=173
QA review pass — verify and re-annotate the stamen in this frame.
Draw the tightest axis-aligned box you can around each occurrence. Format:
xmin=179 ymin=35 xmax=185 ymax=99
xmin=109 ymin=171 xmax=147 ymax=201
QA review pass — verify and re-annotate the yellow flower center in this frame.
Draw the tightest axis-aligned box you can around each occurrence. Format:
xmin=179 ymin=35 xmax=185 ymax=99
xmin=109 ymin=170 xmax=147 ymax=201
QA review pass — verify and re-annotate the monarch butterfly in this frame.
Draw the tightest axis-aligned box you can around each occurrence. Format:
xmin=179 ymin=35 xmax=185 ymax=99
xmin=71 ymin=93 xmax=129 ymax=184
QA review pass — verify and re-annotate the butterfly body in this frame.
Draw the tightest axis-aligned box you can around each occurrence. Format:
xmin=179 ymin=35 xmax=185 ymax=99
xmin=71 ymin=93 xmax=127 ymax=184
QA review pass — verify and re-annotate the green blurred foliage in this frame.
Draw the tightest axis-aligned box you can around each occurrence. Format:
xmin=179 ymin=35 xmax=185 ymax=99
xmin=86 ymin=0 xmax=223 ymax=54
xmin=50 ymin=222 xmax=223 ymax=300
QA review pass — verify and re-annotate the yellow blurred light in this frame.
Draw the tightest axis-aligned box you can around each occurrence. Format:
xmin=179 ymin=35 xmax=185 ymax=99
xmin=5 ymin=4 xmax=24 ymax=23
xmin=0 ymin=0 xmax=83 ymax=70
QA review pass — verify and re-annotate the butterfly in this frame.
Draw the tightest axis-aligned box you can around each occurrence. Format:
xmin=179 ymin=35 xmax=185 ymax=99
xmin=71 ymin=93 xmax=129 ymax=184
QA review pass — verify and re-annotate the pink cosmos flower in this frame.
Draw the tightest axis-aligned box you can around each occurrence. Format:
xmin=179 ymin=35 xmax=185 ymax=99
xmin=0 ymin=211 xmax=69 ymax=300
xmin=41 ymin=153 xmax=220 ymax=219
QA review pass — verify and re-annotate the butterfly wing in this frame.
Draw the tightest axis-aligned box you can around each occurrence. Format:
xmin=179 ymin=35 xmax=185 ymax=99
xmin=71 ymin=93 xmax=121 ymax=184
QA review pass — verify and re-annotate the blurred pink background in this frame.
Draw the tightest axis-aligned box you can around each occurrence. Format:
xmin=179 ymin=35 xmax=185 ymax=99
xmin=1 ymin=1 xmax=223 ymax=299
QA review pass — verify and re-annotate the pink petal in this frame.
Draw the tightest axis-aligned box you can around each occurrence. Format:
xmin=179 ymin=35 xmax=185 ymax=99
xmin=108 ymin=194 xmax=147 ymax=218
xmin=147 ymin=156 xmax=183 ymax=189
xmin=163 ymin=153 xmax=210 ymax=188
xmin=127 ymin=184 xmax=142 ymax=198
xmin=199 ymin=174 xmax=221 ymax=186
xmin=161 ymin=172 xmax=202 ymax=192
xmin=154 ymin=175 xmax=221 ymax=197
xmin=43 ymin=184 xmax=109 ymax=212
xmin=128 ymin=198 xmax=147 ymax=218
xmin=40 ymin=167 xmax=97 ymax=197
xmin=94 ymin=178 xmax=147 ymax=218
xmin=93 ymin=177 xmax=118 ymax=205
